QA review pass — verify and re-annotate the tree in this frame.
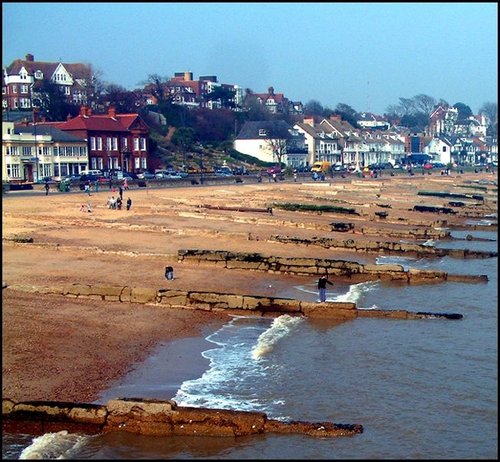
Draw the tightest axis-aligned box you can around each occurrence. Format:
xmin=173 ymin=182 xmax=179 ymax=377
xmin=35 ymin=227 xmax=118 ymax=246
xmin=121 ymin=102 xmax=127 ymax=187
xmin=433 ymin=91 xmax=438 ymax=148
xmin=334 ymin=103 xmax=359 ymax=127
xmin=32 ymin=78 xmax=79 ymax=121
xmin=241 ymin=89 xmax=272 ymax=121
xmin=101 ymin=83 xmax=138 ymax=113
xmin=413 ymin=94 xmax=437 ymax=116
xmin=479 ymin=102 xmax=498 ymax=125
xmin=304 ymin=99 xmax=324 ymax=116
xmin=171 ymin=126 xmax=195 ymax=167
xmin=266 ymin=137 xmax=287 ymax=166
xmin=453 ymin=102 xmax=473 ymax=122
xmin=142 ymin=74 xmax=170 ymax=106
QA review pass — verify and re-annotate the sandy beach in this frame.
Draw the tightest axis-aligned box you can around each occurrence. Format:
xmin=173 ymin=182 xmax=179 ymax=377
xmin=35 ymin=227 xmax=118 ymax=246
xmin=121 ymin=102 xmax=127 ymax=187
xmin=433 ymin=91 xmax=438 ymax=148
xmin=2 ymin=172 xmax=496 ymax=404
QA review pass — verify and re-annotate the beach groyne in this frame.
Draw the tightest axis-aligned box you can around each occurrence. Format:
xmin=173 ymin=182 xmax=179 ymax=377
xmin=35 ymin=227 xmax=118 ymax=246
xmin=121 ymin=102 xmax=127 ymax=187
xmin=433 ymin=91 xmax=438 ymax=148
xmin=176 ymin=249 xmax=489 ymax=282
xmin=2 ymin=398 xmax=363 ymax=438
xmin=268 ymin=235 xmax=498 ymax=259
xmin=4 ymin=283 xmax=463 ymax=320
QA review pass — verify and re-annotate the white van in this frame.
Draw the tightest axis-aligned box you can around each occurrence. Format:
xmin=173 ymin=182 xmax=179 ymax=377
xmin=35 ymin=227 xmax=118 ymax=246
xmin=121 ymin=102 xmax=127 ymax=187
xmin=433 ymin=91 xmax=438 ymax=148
xmin=80 ymin=169 xmax=103 ymax=177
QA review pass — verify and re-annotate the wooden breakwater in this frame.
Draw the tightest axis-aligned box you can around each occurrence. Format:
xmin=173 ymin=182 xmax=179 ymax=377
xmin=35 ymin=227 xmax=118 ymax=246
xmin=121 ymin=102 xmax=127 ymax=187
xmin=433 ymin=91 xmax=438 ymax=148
xmin=2 ymin=398 xmax=363 ymax=438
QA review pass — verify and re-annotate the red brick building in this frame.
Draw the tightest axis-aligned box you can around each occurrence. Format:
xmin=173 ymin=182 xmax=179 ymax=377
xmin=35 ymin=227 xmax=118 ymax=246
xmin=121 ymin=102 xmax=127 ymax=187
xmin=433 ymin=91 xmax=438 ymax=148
xmin=55 ymin=106 xmax=150 ymax=174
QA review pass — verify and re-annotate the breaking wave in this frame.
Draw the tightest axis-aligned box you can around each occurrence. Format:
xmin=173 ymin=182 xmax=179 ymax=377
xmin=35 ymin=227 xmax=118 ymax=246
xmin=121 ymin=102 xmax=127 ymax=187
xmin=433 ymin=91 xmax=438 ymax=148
xmin=251 ymin=315 xmax=304 ymax=359
xmin=19 ymin=430 xmax=88 ymax=460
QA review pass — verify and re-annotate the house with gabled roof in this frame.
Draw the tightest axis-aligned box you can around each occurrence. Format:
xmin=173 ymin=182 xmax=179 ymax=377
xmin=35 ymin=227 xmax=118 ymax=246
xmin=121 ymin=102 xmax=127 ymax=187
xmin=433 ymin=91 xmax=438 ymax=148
xmin=234 ymin=120 xmax=307 ymax=168
xmin=422 ymin=136 xmax=453 ymax=165
xmin=2 ymin=53 xmax=94 ymax=111
xmin=53 ymin=106 xmax=150 ymax=174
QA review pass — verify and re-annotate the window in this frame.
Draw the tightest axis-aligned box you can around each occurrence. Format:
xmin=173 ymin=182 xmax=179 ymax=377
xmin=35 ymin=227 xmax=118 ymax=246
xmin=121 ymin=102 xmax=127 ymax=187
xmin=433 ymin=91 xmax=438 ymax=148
xmin=141 ymin=158 xmax=147 ymax=169
xmin=139 ymin=137 xmax=146 ymax=151
xmin=122 ymin=138 xmax=128 ymax=150
xmin=107 ymin=137 xmax=112 ymax=151
xmin=97 ymin=137 xmax=102 ymax=150
xmin=97 ymin=158 xmax=103 ymax=170
xmin=112 ymin=137 xmax=118 ymax=151
xmin=91 ymin=158 xmax=97 ymax=169
xmin=7 ymin=164 xmax=21 ymax=178
xmin=259 ymin=129 xmax=267 ymax=137
xmin=133 ymin=138 xmax=139 ymax=151
xmin=442 ymin=146 xmax=447 ymax=152
xmin=135 ymin=158 xmax=140 ymax=168
xmin=22 ymin=146 xmax=32 ymax=156
xmin=12 ymin=85 xmax=17 ymax=94
xmin=42 ymin=164 xmax=51 ymax=177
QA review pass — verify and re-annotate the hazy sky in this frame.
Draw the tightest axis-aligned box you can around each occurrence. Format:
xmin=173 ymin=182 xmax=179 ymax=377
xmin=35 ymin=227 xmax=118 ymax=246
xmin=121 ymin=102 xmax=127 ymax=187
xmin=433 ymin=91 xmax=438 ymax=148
xmin=2 ymin=2 xmax=497 ymax=114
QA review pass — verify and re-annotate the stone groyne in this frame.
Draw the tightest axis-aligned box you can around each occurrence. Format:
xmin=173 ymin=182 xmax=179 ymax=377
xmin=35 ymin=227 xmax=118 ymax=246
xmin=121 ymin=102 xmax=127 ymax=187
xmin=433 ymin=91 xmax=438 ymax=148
xmin=5 ymin=283 xmax=463 ymax=320
xmin=176 ymin=249 xmax=489 ymax=283
xmin=2 ymin=398 xmax=363 ymax=438
xmin=268 ymin=235 xmax=498 ymax=259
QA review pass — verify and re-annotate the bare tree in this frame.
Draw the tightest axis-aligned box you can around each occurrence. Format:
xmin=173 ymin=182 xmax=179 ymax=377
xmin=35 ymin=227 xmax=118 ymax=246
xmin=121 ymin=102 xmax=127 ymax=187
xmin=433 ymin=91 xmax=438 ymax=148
xmin=266 ymin=137 xmax=287 ymax=166
xmin=479 ymin=102 xmax=498 ymax=125
xmin=413 ymin=94 xmax=437 ymax=116
xmin=398 ymin=97 xmax=416 ymax=115
xmin=141 ymin=74 xmax=170 ymax=105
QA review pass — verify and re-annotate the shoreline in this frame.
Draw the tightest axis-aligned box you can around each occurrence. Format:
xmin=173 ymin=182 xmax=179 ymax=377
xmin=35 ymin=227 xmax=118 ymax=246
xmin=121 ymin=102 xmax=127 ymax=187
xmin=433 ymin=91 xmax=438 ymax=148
xmin=2 ymin=289 xmax=231 ymax=404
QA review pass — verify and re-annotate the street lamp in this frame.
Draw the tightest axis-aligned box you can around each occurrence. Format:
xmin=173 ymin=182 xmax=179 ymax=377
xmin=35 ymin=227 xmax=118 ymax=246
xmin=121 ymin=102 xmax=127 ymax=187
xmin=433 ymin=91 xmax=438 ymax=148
xmin=200 ymin=149 xmax=204 ymax=185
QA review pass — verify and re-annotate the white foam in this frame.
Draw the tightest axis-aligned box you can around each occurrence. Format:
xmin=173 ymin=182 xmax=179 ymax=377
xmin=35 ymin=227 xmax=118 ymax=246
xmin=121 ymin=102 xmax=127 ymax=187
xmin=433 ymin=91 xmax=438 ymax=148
xmin=19 ymin=431 xmax=86 ymax=460
xmin=251 ymin=315 xmax=304 ymax=359
xmin=330 ymin=281 xmax=380 ymax=304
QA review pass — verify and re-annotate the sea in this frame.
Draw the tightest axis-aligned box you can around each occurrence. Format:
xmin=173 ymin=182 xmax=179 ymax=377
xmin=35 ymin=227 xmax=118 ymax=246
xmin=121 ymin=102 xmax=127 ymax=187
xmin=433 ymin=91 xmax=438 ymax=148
xmin=3 ymin=227 xmax=497 ymax=460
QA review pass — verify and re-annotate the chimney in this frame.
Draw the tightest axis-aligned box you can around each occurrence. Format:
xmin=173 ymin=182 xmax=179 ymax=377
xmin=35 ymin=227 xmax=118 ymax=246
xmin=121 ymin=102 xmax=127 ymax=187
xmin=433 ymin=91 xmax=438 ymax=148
xmin=184 ymin=71 xmax=193 ymax=81
xmin=330 ymin=114 xmax=341 ymax=122
xmin=26 ymin=54 xmax=34 ymax=62
xmin=80 ymin=106 xmax=87 ymax=116
xmin=108 ymin=105 xmax=116 ymax=118
xmin=304 ymin=117 xmax=315 ymax=127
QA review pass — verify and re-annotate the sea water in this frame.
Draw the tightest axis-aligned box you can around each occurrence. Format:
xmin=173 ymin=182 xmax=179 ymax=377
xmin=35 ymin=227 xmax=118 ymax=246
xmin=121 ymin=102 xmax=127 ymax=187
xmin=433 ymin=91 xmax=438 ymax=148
xmin=4 ymin=229 xmax=497 ymax=459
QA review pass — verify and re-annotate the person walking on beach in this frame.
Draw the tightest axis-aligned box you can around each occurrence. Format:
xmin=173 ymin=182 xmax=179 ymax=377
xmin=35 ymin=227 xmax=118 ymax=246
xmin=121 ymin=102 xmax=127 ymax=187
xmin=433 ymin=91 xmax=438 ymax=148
xmin=318 ymin=274 xmax=333 ymax=302
xmin=118 ymin=186 xmax=123 ymax=200
xmin=44 ymin=181 xmax=50 ymax=195
xmin=126 ymin=197 xmax=132 ymax=211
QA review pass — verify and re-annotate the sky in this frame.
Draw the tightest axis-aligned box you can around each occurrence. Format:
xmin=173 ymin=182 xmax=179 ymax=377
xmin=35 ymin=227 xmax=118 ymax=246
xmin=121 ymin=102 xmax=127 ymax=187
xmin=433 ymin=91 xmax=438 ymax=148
xmin=2 ymin=2 xmax=498 ymax=115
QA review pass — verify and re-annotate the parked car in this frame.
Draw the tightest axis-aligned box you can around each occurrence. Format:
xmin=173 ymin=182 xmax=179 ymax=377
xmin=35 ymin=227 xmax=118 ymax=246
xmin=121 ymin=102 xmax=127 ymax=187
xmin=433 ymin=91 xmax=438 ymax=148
xmin=60 ymin=175 xmax=81 ymax=183
xmin=137 ymin=172 xmax=155 ymax=180
xmin=266 ymin=166 xmax=282 ymax=175
xmin=156 ymin=171 xmax=183 ymax=179
xmin=214 ymin=167 xmax=233 ymax=177
xmin=79 ymin=174 xmax=101 ymax=183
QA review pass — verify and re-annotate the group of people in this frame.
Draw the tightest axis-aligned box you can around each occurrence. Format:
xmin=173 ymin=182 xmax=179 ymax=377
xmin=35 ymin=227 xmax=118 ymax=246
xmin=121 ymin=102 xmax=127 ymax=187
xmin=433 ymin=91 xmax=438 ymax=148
xmin=107 ymin=195 xmax=132 ymax=210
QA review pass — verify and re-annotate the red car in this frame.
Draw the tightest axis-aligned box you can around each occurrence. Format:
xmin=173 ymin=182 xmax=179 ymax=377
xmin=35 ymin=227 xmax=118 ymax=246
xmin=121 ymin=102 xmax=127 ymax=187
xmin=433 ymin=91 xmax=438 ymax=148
xmin=266 ymin=166 xmax=282 ymax=175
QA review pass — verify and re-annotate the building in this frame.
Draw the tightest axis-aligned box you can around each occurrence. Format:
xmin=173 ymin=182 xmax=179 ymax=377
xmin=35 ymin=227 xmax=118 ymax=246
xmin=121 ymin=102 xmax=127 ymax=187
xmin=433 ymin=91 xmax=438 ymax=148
xmin=2 ymin=53 xmax=94 ymax=111
xmin=54 ymin=106 xmax=150 ymax=174
xmin=233 ymin=120 xmax=307 ymax=167
xmin=2 ymin=120 xmax=88 ymax=183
